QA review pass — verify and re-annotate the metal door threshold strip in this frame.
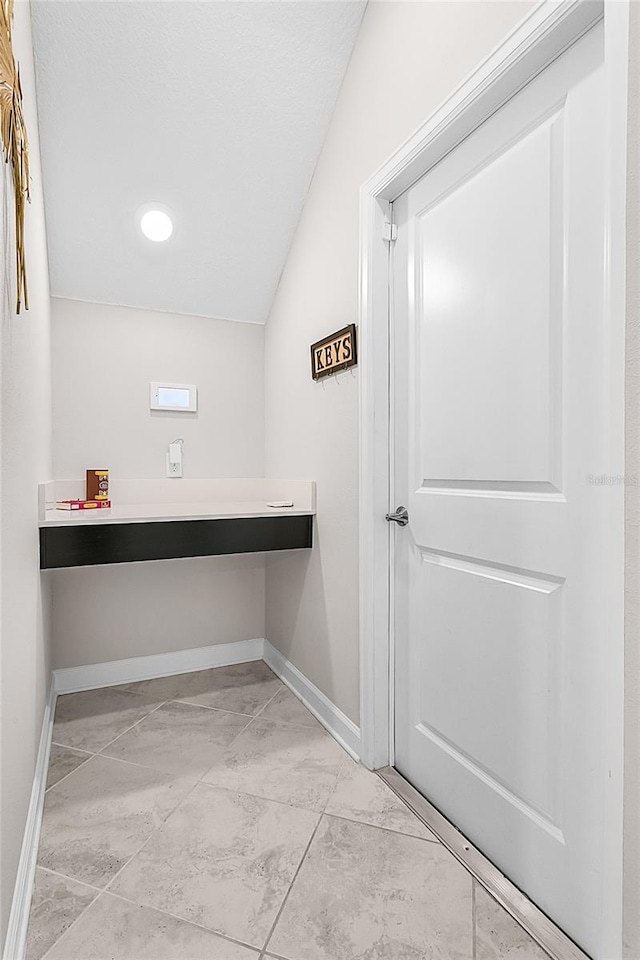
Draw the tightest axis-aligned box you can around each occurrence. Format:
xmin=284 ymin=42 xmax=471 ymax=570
xmin=376 ymin=767 xmax=590 ymax=960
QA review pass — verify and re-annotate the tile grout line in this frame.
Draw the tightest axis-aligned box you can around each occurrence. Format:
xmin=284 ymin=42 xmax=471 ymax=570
xmin=244 ymin=684 xmax=282 ymax=722
xmin=38 ymin=881 xmax=102 ymax=960
xmin=49 ymin=743 xmax=94 ymax=755
xmin=195 ymin=690 xmax=347 ymax=788
xmin=201 ymin=709 xmax=261 ymax=760
xmin=318 ymin=753 xmax=442 ymax=841
xmin=57 ymin=688 xmax=167 ymax=707
xmin=100 ymin=688 xmax=168 ymax=706
xmin=50 ymin=734 xmax=349 ymax=819
xmin=78 ymin=751 xmax=202 ymax=780
xmin=44 ymin=751 xmax=94 ymax=794
xmin=320 ymin=753 xmax=353 ymax=811
xmin=78 ymin=721 xmax=338 ymax=785
xmin=249 ymin=678 xmax=333 ymax=732
xmin=314 ymin=754 xmax=439 ymax=840
xmin=94 ymin=700 xmax=170 ymax=754
xmin=187 ymin=693 xmax=282 ymax=782
xmin=36 ymin=865 xmax=103 ymax=895
xmin=36 ymin=778 xmax=204 ymax=960
xmin=51 ymin=705 xmax=391 ymax=825
xmin=148 ymin=690 xmax=320 ymax=731
xmin=100 ymin=777 xmax=203 ymax=897
xmin=169 ymin=697 xmax=258 ymax=719
xmin=57 ymin=679 xmax=319 ymax=767
xmin=96 ymin=706 xmax=256 ymax=779
xmin=34 ymin=861 xmax=103 ymax=958
xmin=99 ymin=684 xmax=314 ymax=775
xmin=260 ymin=814 xmax=324 ymax=956
xmin=37 ymin=879 xmax=265 ymax=960
xmin=38 ymin=838 xmax=266 ymax=956
xmin=320 ymin=809 xmax=441 ymax=843
xmin=197 ymin=779 xmax=334 ymax=816
xmin=48 ymin=699 xmax=172 ymax=764
xmin=102 ymin=887 xmax=263 ymax=955
xmin=47 ymin=739 xmax=161 ymax=784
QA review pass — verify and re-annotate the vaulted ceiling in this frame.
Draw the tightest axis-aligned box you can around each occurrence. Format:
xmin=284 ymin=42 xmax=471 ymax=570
xmin=31 ymin=1 xmax=365 ymax=323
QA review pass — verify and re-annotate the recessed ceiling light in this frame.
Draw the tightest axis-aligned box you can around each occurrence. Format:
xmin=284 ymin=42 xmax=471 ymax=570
xmin=137 ymin=203 xmax=174 ymax=243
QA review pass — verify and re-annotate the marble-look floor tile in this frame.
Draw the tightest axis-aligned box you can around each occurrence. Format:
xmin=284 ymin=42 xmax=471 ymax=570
xmin=53 ymin=687 xmax=163 ymax=752
xmin=25 ymin=867 xmax=97 ymax=960
xmin=257 ymin=686 xmax=319 ymax=728
xmin=111 ymin=782 xmax=319 ymax=948
xmin=475 ymin=884 xmax=552 ymax=959
xmin=102 ymin=700 xmax=251 ymax=779
xmin=325 ymin=759 xmax=438 ymax=841
xmin=45 ymin=893 xmax=260 ymax=959
xmin=38 ymin=755 xmax=193 ymax=887
xmin=268 ymin=814 xmax=473 ymax=960
xmin=202 ymin=718 xmax=345 ymax=811
xmin=119 ymin=661 xmax=283 ymax=716
xmin=46 ymin=744 xmax=91 ymax=790
xmin=262 ymin=955 xmax=303 ymax=960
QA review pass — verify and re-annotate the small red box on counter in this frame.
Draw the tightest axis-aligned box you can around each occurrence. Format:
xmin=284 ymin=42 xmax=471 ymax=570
xmin=56 ymin=500 xmax=112 ymax=511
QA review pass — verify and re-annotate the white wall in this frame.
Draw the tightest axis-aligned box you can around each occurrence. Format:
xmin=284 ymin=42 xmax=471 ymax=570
xmin=264 ymin=0 xmax=534 ymax=724
xmin=52 ymin=298 xmax=264 ymax=479
xmin=0 ymin=0 xmax=52 ymax=944
xmin=50 ymin=556 xmax=266 ymax=669
xmin=50 ymin=299 xmax=266 ymax=669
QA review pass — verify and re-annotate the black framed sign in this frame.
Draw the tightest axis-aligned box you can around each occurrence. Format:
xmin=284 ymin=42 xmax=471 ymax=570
xmin=310 ymin=323 xmax=357 ymax=381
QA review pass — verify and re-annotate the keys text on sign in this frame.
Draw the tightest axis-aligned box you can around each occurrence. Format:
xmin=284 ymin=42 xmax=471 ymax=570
xmin=310 ymin=324 xmax=358 ymax=381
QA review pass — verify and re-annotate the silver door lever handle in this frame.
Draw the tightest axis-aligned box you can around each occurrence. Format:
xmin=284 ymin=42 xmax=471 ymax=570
xmin=386 ymin=506 xmax=409 ymax=526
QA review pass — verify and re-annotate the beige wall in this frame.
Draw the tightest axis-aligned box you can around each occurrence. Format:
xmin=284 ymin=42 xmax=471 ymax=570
xmin=50 ymin=555 xmax=266 ymax=669
xmin=49 ymin=299 xmax=267 ymax=669
xmin=624 ymin=1 xmax=640 ymax=955
xmin=264 ymin=0 xmax=534 ymax=724
xmin=0 ymin=0 xmax=53 ymax=944
xmin=52 ymin=298 xmax=264 ymax=480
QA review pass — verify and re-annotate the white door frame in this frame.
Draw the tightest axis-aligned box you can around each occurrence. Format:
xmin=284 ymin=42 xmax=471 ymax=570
xmin=358 ymin=0 xmax=628 ymax=950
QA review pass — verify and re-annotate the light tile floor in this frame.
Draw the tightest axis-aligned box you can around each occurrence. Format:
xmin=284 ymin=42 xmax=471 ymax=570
xmin=27 ymin=661 xmax=552 ymax=960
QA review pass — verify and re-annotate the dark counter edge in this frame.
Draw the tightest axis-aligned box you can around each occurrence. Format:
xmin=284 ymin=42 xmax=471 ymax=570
xmin=40 ymin=514 xmax=314 ymax=570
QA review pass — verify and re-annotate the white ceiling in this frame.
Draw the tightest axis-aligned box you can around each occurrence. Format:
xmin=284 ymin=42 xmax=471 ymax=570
xmin=31 ymin=1 xmax=365 ymax=323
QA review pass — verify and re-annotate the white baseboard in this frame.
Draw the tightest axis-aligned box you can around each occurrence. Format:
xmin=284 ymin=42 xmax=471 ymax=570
xmin=53 ymin=638 xmax=266 ymax=695
xmin=53 ymin=638 xmax=360 ymax=759
xmin=3 ymin=683 xmax=57 ymax=960
xmin=263 ymin=640 xmax=361 ymax=760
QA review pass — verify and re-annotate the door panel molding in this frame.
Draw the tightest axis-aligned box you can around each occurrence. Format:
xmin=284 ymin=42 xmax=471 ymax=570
xmin=413 ymin=721 xmax=565 ymax=842
xmin=418 ymin=479 xmax=565 ymax=498
xmin=418 ymin=549 xmax=566 ymax=594
xmin=358 ymin=1 xmax=628 ymax=956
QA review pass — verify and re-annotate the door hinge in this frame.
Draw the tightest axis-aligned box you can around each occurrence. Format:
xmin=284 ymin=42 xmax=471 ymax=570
xmin=382 ymin=219 xmax=397 ymax=243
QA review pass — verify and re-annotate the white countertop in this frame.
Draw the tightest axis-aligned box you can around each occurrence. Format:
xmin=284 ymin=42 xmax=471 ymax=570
xmin=39 ymin=479 xmax=316 ymax=529
xmin=41 ymin=499 xmax=313 ymax=528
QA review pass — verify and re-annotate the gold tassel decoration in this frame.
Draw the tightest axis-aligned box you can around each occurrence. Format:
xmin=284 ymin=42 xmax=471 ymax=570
xmin=0 ymin=0 xmax=30 ymax=313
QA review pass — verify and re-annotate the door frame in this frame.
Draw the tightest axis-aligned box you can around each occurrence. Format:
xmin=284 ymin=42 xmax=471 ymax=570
xmin=358 ymin=0 xmax=628 ymax=952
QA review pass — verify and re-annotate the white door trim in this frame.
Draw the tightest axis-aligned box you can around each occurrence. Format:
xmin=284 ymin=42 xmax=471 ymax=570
xmin=358 ymin=0 xmax=627 ymax=952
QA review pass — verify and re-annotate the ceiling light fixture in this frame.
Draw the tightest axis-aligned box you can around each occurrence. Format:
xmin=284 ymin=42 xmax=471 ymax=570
xmin=137 ymin=203 xmax=174 ymax=243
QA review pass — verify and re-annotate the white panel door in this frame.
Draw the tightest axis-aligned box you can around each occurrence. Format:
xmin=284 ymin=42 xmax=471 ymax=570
xmin=393 ymin=23 xmax=618 ymax=957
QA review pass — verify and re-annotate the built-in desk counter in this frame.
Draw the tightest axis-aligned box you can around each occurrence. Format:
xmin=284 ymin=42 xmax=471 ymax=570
xmin=39 ymin=479 xmax=315 ymax=570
